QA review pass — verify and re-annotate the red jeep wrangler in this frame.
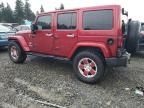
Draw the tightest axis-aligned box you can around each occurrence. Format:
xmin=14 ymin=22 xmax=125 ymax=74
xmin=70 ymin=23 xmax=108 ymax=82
xmin=8 ymin=5 xmax=132 ymax=83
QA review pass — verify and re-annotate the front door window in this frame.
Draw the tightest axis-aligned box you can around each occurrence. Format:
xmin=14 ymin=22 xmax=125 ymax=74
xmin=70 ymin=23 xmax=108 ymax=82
xmin=36 ymin=15 xmax=51 ymax=30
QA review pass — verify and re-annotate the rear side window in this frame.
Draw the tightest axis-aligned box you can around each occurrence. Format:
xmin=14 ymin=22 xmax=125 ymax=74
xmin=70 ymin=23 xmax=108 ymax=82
xmin=83 ymin=10 xmax=113 ymax=30
xmin=36 ymin=15 xmax=51 ymax=30
xmin=57 ymin=13 xmax=76 ymax=29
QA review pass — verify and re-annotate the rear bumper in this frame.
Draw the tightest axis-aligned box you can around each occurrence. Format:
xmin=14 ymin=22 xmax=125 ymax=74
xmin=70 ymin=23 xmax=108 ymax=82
xmin=106 ymin=52 xmax=131 ymax=67
xmin=0 ymin=40 xmax=9 ymax=47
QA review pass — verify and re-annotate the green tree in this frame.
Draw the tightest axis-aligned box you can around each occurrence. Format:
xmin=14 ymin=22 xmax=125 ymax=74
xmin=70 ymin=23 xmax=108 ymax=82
xmin=55 ymin=3 xmax=64 ymax=10
xmin=3 ymin=3 xmax=14 ymax=23
xmin=0 ymin=2 xmax=4 ymax=12
xmin=60 ymin=3 xmax=64 ymax=10
xmin=0 ymin=2 xmax=5 ymax=22
xmin=40 ymin=5 xmax=44 ymax=13
xmin=14 ymin=0 xmax=24 ymax=24
xmin=24 ymin=0 xmax=35 ymax=21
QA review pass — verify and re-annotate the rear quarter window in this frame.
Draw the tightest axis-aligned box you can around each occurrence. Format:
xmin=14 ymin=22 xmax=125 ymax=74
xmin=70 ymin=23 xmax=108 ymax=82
xmin=83 ymin=10 xmax=113 ymax=30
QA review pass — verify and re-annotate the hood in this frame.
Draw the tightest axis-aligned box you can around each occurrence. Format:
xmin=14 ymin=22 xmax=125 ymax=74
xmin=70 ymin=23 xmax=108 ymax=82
xmin=0 ymin=25 xmax=14 ymax=33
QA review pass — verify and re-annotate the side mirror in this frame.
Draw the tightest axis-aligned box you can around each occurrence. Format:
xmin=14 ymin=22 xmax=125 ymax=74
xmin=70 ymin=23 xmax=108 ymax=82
xmin=122 ymin=8 xmax=128 ymax=16
xmin=31 ymin=24 xmax=38 ymax=33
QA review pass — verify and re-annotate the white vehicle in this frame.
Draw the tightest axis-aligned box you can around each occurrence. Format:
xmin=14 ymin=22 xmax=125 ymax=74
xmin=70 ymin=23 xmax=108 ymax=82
xmin=14 ymin=25 xmax=31 ymax=32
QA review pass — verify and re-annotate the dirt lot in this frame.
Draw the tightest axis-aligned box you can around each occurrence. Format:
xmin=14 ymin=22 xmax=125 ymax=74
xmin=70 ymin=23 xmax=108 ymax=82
xmin=0 ymin=49 xmax=144 ymax=108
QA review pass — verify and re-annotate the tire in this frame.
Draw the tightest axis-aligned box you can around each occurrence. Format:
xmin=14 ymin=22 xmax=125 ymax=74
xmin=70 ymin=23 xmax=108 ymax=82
xmin=125 ymin=20 xmax=141 ymax=53
xmin=8 ymin=41 xmax=27 ymax=63
xmin=73 ymin=51 xmax=105 ymax=84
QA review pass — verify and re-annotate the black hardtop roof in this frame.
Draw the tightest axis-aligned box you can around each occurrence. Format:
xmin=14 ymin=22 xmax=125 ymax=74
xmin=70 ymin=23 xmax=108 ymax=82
xmin=38 ymin=5 xmax=121 ymax=15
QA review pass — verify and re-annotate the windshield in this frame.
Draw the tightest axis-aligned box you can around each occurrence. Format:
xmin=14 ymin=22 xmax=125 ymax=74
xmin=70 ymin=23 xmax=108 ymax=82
xmin=0 ymin=25 xmax=11 ymax=32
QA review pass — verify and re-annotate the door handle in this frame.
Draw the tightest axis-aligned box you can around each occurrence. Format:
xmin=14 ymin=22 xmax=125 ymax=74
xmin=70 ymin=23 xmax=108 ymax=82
xmin=46 ymin=33 xmax=53 ymax=37
xmin=54 ymin=35 xmax=59 ymax=39
xmin=67 ymin=34 xmax=75 ymax=38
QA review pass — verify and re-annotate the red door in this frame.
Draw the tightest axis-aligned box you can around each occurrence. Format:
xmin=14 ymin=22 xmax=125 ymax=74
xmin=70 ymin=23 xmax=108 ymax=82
xmin=31 ymin=14 xmax=54 ymax=54
xmin=53 ymin=11 xmax=78 ymax=57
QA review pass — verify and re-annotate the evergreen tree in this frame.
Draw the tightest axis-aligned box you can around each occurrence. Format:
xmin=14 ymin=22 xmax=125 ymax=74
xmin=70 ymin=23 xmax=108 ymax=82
xmin=60 ymin=3 xmax=64 ymax=10
xmin=0 ymin=1 xmax=35 ymax=23
xmin=55 ymin=3 xmax=64 ymax=10
xmin=14 ymin=0 xmax=24 ymax=24
xmin=0 ymin=2 xmax=4 ymax=12
xmin=0 ymin=3 xmax=5 ymax=22
xmin=24 ymin=0 xmax=35 ymax=21
xmin=3 ymin=3 xmax=14 ymax=23
xmin=40 ymin=5 xmax=44 ymax=13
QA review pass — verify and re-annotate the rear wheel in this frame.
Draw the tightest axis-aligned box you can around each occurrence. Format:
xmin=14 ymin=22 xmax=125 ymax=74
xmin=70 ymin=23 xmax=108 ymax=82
xmin=73 ymin=51 xmax=105 ymax=84
xmin=125 ymin=20 xmax=141 ymax=53
xmin=8 ymin=41 xmax=27 ymax=63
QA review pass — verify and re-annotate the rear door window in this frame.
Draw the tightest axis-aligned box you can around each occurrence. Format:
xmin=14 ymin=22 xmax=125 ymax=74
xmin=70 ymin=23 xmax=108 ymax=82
xmin=57 ymin=13 xmax=76 ymax=29
xmin=83 ymin=10 xmax=113 ymax=30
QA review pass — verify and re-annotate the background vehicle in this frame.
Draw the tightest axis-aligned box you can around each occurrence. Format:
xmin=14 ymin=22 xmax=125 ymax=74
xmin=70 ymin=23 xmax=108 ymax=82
xmin=8 ymin=5 xmax=131 ymax=83
xmin=0 ymin=25 xmax=15 ymax=48
xmin=136 ymin=23 xmax=144 ymax=52
xmin=14 ymin=25 xmax=31 ymax=32
xmin=0 ymin=23 xmax=19 ymax=31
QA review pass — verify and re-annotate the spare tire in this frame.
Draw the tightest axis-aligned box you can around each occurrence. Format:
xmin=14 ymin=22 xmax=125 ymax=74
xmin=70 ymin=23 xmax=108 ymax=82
xmin=125 ymin=20 xmax=141 ymax=53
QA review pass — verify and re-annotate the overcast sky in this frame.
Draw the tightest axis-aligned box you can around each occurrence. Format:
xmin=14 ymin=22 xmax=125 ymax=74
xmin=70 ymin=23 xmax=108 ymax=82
xmin=0 ymin=0 xmax=144 ymax=21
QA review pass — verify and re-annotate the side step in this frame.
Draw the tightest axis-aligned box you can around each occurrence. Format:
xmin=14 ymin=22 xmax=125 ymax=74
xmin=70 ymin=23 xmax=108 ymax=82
xmin=26 ymin=52 xmax=71 ymax=62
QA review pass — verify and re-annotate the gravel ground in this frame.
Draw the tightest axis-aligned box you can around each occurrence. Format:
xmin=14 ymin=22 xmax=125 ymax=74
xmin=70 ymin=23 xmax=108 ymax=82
xmin=0 ymin=48 xmax=144 ymax=108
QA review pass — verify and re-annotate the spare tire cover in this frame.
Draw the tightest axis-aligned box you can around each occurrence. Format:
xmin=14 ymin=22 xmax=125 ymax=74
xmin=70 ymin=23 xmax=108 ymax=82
xmin=125 ymin=20 xmax=141 ymax=53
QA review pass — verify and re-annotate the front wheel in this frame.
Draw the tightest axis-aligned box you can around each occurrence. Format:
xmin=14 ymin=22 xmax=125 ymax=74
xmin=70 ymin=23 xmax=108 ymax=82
xmin=8 ymin=41 xmax=27 ymax=63
xmin=73 ymin=51 xmax=105 ymax=84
